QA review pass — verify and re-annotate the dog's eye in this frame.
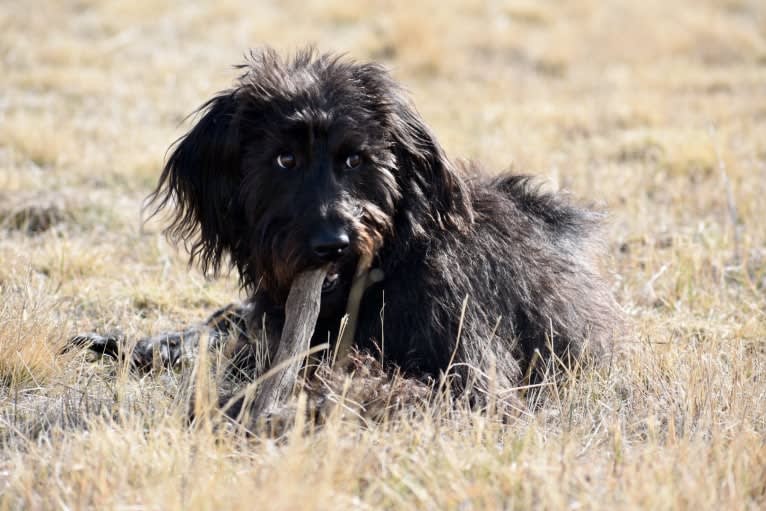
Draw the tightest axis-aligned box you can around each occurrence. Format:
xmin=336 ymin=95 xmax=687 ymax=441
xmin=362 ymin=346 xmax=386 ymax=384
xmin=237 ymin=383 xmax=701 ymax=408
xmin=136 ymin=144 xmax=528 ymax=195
xmin=276 ymin=153 xmax=296 ymax=170
xmin=345 ymin=154 xmax=362 ymax=169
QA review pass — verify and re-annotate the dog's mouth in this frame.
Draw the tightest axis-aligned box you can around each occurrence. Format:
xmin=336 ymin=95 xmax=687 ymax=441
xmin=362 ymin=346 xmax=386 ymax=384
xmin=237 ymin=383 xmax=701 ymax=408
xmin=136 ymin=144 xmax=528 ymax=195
xmin=321 ymin=261 xmax=353 ymax=295
xmin=315 ymin=261 xmax=351 ymax=318
xmin=311 ymin=256 xmax=384 ymax=321
xmin=322 ymin=267 xmax=341 ymax=294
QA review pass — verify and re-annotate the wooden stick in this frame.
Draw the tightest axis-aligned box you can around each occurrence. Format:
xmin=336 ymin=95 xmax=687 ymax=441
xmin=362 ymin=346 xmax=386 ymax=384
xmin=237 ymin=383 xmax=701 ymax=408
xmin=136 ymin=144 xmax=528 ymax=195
xmin=248 ymin=267 xmax=327 ymax=418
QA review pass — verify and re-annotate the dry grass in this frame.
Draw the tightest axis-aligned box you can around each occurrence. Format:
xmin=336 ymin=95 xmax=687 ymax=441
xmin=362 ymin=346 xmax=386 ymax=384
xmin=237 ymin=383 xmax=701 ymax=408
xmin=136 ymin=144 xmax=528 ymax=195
xmin=1 ymin=0 xmax=765 ymax=509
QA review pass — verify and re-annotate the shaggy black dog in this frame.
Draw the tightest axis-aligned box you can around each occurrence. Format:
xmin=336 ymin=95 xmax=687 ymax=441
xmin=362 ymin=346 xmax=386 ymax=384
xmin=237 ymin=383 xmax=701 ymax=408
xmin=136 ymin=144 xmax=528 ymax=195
xmin=77 ymin=48 xmax=617 ymax=413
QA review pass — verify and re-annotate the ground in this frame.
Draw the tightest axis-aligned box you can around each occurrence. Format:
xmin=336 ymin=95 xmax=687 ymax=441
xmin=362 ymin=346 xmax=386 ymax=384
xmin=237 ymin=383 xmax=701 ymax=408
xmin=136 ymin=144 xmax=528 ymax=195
xmin=1 ymin=0 xmax=765 ymax=509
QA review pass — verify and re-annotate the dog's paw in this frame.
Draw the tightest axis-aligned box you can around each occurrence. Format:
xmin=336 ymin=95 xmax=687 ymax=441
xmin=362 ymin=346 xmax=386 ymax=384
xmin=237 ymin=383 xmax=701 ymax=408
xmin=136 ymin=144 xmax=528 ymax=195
xmin=66 ymin=329 xmax=200 ymax=371
xmin=66 ymin=332 xmax=125 ymax=360
xmin=130 ymin=329 xmax=201 ymax=370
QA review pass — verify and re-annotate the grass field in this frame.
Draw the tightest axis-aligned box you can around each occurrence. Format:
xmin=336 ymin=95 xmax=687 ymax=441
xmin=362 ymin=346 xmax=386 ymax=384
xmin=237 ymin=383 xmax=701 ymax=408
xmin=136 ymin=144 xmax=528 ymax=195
xmin=1 ymin=0 xmax=765 ymax=509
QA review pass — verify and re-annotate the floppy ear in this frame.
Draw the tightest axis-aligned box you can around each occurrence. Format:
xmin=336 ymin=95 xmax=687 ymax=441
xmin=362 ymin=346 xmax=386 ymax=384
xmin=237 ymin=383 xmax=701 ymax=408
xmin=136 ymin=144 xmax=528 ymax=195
xmin=388 ymin=94 xmax=474 ymax=234
xmin=149 ymin=90 xmax=243 ymax=275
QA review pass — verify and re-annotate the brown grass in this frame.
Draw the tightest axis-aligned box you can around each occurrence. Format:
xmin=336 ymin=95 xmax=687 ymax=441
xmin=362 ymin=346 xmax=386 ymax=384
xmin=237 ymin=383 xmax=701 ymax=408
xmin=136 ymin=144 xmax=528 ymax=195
xmin=1 ymin=0 xmax=765 ymax=509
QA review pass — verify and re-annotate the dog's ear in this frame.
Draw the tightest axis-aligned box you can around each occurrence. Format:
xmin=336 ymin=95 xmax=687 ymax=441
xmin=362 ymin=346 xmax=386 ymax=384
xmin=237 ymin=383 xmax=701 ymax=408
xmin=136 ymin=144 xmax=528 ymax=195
xmin=387 ymin=93 xmax=474 ymax=233
xmin=148 ymin=90 xmax=242 ymax=275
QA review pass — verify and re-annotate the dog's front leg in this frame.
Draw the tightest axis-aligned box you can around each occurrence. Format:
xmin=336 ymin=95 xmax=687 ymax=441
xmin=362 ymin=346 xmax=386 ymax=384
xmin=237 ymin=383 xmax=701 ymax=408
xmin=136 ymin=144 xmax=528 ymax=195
xmin=68 ymin=302 xmax=253 ymax=370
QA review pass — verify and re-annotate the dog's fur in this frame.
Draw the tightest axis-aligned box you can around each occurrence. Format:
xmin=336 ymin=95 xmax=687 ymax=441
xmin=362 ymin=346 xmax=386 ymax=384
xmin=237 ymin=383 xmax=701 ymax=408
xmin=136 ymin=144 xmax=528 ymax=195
xmin=138 ymin=48 xmax=617 ymax=407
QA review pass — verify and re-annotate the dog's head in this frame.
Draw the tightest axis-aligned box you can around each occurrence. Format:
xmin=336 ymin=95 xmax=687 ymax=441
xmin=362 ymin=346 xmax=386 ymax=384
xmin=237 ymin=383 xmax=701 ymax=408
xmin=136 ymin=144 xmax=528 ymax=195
xmin=150 ymin=48 xmax=472 ymax=308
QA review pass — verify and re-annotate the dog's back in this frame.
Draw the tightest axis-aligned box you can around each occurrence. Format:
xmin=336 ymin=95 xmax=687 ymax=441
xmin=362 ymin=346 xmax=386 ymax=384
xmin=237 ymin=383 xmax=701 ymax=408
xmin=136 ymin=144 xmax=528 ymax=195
xmin=348 ymin=167 xmax=618 ymax=393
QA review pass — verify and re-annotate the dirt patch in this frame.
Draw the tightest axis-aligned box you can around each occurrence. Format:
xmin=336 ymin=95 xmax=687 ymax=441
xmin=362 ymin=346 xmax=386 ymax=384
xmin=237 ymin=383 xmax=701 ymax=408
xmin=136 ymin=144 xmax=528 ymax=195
xmin=0 ymin=195 xmax=68 ymax=234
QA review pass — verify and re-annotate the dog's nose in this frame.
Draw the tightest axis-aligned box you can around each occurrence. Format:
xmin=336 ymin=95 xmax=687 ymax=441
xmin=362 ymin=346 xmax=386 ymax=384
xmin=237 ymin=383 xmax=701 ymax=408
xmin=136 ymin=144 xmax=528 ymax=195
xmin=310 ymin=228 xmax=350 ymax=262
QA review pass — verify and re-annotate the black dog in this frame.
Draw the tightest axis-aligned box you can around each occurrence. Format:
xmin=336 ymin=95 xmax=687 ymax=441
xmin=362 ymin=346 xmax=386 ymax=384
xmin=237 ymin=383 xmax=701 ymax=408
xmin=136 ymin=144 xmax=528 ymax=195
xmin=77 ymin=48 xmax=617 ymax=412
